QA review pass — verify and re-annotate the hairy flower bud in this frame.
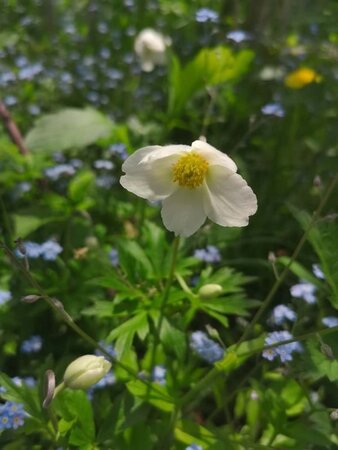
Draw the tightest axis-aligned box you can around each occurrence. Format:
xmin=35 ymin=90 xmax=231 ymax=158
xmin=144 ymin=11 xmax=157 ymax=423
xmin=63 ymin=355 xmax=111 ymax=390
xmin=198 ymin=283 xmax=223 ymax=299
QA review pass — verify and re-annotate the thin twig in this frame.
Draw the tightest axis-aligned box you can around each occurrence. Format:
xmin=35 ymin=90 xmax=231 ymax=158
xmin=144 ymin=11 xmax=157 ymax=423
xmin=0 ymin=100 xmax=29 ymax=155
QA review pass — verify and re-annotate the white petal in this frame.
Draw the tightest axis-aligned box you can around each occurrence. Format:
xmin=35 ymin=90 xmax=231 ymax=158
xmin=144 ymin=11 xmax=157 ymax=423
xmin=122 ymin=144 xmax=189 ymax=172
xmin=120 ymin=153 xmax=179 ymax=201
xmin=121 ymin=145 xmax=191 ymax=201
xmin=191 ymin=140 xmax=237 ymax=172
xmin=161 ymin=188 xmax=206 ymax=237
xmin=203 ymin=166 xmax=257 ymax=227
xmin=122 ymin=146 xmax=162 ymax=172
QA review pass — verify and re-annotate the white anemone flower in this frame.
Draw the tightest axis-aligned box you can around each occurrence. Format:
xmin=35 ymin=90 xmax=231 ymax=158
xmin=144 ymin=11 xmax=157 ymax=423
xmin=134 ymin=28 xmax=171 ymax=72
xmin=120 ymin=140 xmax=257 ymax=237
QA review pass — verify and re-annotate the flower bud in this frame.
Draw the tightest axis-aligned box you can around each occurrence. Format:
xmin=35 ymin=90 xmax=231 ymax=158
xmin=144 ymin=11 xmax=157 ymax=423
xmin=63 ymin=355 xmax=111 ymax=390
xmin=198 ymin=283 xmax=222 ymax=299
xmin=330 ymin=409 xmax=338 ymax=421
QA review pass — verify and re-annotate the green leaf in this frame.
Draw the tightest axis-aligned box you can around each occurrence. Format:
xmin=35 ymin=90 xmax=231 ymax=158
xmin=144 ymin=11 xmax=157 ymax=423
xmin=160 ymin=318 xmax=187 ymax=360
xmin=214 ymin=351 xmax=238 ymax=372
xmin=306 ymin=337 xmax=338 ymax=381
xmin=25 ymin=108 xmax=114 ymax=153
xmin=126 ymin=380 xmax=174 ymax=412
xmin=168 ymin=47 xmax=254 ymax=117
xmin=54 ymin=390 xmax=95 ymax=447
xmin=118 ymin=239 xmax=155 ymax=281
xmin=68 ymin=170 xmax=95 ymax=204
xmin=175 ymin=419 xmax=228 ymax=449
xmin=107 ymin=311 xmax=149 ymax=358
xmin=13 ymin=213 xmax=52 ymax=237
xmin=277 ymin=256 xmax=321 ymax=286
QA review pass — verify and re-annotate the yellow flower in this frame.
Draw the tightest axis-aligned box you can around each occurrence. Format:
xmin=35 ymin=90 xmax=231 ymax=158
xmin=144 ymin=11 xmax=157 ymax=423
xmin=284 ymin=68 xmax=321 ymax=89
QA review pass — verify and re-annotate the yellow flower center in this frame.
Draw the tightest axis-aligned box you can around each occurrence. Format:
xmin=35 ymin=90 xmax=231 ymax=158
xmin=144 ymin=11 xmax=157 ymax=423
xmin=172 ymin=152 xmax=209 ymax=189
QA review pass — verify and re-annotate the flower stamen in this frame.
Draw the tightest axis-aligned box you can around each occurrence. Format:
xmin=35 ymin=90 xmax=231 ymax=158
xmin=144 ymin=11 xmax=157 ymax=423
xmin=172 ymin=152 xmax=209 ymax=189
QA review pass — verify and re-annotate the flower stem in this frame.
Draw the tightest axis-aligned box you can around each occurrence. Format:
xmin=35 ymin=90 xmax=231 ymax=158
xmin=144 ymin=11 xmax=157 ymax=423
xmin=236 ymin=174 xmax=338 ymax=347
xmin=53 ymin=382 xmax=65 ymax=399
xmin=149 ymin=236 xmax=180 ymax=372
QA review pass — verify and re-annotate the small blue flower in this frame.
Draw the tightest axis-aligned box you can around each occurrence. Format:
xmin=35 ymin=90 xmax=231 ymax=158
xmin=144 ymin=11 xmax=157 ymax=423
xmin=195 ymin=8 xmax=219 ymax=23
xmin=16 ymin=181 xmax=32 ymax=194
xmin=4 ymin=95 xmax=18 ymax=106
xmin=45 ymin=164 xmax=75 ymax=180
xmin=0 ymin=290 xmax=11 ymax=306
xmin=69 ymin=159 xmax=83 ymax=169
xmin=0 ymin=411 xmax=12 ymax=430
xmin=262 ymin=331 xmax=302 ymax=363
xmin=18 ymin=241 xmax=42 ymax=259
xmin=152 ymin=365 xmax=166 ymax=385
xmin=322 ymin=317 xmax=338 ymax=328
xmin=108 ymin=143 xmax=128 ymax=160
xmin=270 ymin=305 xmax=297 ymax=325
xmin=108 ymin=248 xmax=119 ymax=267
xmin=226 ymin=30 xmax=251 ymax=43
xmin=290 ymin=280 xmax=317 ymax=304
xmin=40 ymin=240 xmax=63 ymax=261
xmin=186 ymin=444 xmax=203 ymax=450
xmin=94 ymin=159 xmax=114 ymax=170
xmin=194 ymin=245 xmax=221 ymax=264
xmin=0 ymin=402 xmax=26 ymax=430
xmin=312 ymin=264 xmax=325 ymax=280
xmin=190 ymin=331 xmax=224 ymax=363
xmin=261 ymin=103 xmax=285 ymax=118
xmin=96 ymin=174 xmax=116 ymax=189
xmin=92 ymin=371 xmax=116 ymax=389
xmin=95 ymin=341 xmax=116 ymax=358
xmin=21 ymin=335 xmax=43 ymax=353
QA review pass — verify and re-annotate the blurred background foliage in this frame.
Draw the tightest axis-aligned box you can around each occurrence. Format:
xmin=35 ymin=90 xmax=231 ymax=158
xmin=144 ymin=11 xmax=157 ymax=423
xmin=0 ymin=0 xmax=338 ymax=448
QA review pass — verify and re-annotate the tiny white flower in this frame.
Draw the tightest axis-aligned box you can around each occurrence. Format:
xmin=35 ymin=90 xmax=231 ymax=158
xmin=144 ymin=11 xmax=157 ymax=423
xmin=120 ymin=140 xmax=257 ymax=237
xmin=134 ymin=28 xmax=171 ymax=72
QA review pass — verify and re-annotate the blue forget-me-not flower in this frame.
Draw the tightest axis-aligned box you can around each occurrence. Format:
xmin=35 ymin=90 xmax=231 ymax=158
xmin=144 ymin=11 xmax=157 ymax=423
xmin=262 ymin=331 xmax=302 ymax=363
xmin=290 ymin=280 xmax=317 ymax=304
xmin=0 ymin=290 xmax=11 ymax=306
xmin=194 ymin=245 xmax=221 ymax=264
xmin=322 ymin=317 xmax=338 ymax=328
xmin=270 ymin=304 xmax=297 ymax=326
xmin=190 ymin=331 xmax=224 ymax=363
xmin=21 ymin=335 xmax=43 ymax=354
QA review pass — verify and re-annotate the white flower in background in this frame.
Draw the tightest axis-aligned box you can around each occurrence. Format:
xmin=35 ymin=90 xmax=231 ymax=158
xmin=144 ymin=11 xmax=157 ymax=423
xmin=134 ymin=28 xmax=171 ymax=72
xmin=120 ymin=140 xmax=257 ymax=237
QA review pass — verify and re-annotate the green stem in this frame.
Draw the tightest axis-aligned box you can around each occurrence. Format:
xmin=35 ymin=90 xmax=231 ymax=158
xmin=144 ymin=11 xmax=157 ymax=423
xmin=236 ymin=174 xmax=338 ymax=347
xmin=179 ymin=367 xmax=219 ymax=410
xmin=53 ymin=382 xmax=65 ymax=399
xmin=149 ymin=236 xmax=180 ymax=371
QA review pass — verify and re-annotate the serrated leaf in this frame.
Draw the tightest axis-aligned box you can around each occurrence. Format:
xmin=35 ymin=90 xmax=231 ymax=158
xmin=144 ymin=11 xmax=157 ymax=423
xmin=107 ymin=312 xmax=149 ymax=358
xmin=118 ymin=239 xmax=155 ymax=281
xmin=160 ymin=318 xmax=187 ymax=360
xmin=25 ymin=108 xmax=114 ymax=153
xmin=54 ymin=390 xmax=95 ymax=446
xmin=126 ymin=380 xmax=174 ymax=412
